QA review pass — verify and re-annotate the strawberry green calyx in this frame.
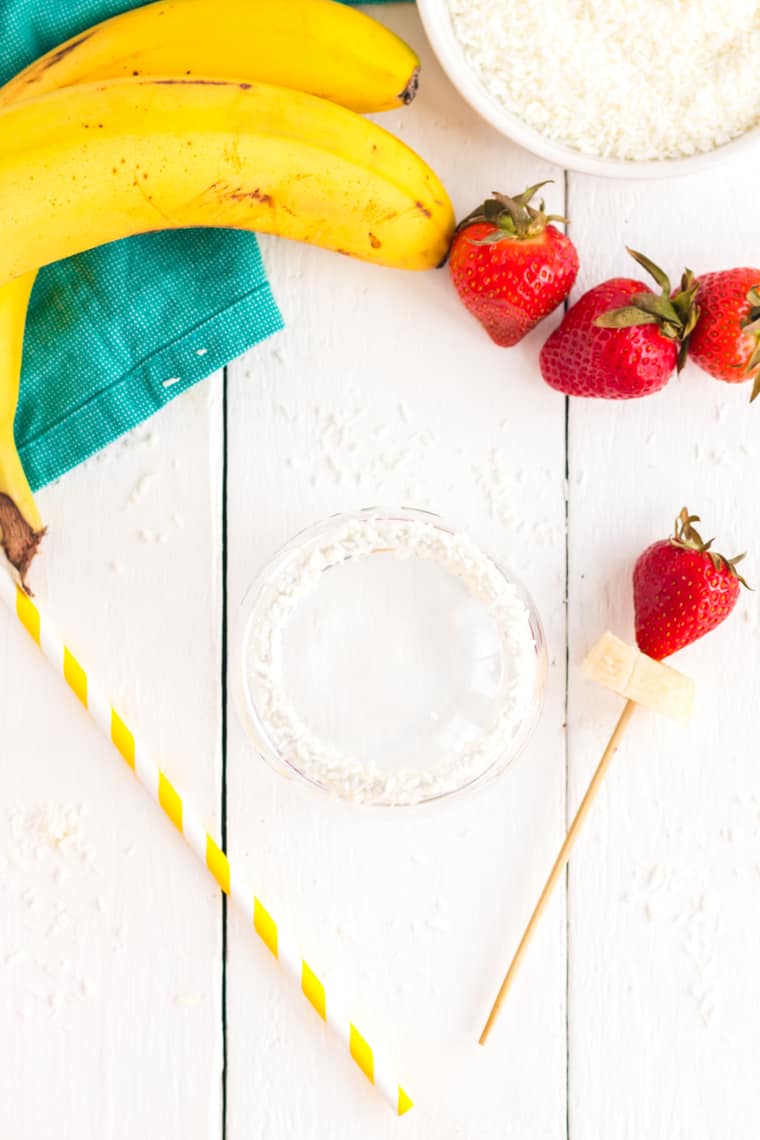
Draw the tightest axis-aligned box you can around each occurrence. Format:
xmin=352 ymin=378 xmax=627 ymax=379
xmin=456 ymin=181 xmax=568 ymax=244
xmin=671 ymin=507 xmax=749 ymax=587
xmin=742 ymin=285 xmax=760 ymax=400
xmin=595 ymin=248 xmax=700 ymax=371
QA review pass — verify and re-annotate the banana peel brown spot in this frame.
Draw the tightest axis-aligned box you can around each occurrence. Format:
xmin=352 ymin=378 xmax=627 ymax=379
xmin=368 ymin=232 xmax=381 ymax=249
xmin=37 ymin=30 xmax=96 ymax=75
xmin=227 ymin=187 xmax=273 ymax=205
xmin=415 ymin=201 xmax=432 ymax=218
xmin=223 ymin=139 xmax=243 ymax=174
xmin=0 ymin=494 xmax=45 ymax=595
xmin=150 ymin=78 xmax=251 ymax=90
xmin=362 ymin=203 xmax=399 ymax=225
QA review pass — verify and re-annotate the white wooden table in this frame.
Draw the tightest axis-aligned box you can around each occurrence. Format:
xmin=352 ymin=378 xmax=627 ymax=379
xmin=2 ymin=6 xmax=759 ymax=1137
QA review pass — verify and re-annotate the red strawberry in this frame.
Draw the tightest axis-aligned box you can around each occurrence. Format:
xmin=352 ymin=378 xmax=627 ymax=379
xmin=540 ymin=249 xmax=699 ymax=399
xmin=686 ymin=268 xmax=760 ymax=399
xmin=633 ymin=508 xmax=746 ymax=661
xmin=448 ymin=182 xmax=578 ymax=347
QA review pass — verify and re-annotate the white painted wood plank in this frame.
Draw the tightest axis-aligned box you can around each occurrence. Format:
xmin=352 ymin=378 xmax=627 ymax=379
xmin=0 ymin=380 xmax=224 ymax=1137
xmin=225 ymin=6 xmax=569 ymax=1136
xmin=566 ymin=167 xmax=760 ymax=1138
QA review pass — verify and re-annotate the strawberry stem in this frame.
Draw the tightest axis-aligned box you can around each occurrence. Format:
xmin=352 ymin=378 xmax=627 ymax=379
xmin=594 ymin=249 xmax=700 ymax=372
xmin=455 ymin=181 xmax=568 ymax=244
xmin=671 ymin=507 xmax=750 ymax=588
xmin=627 ymin=248 xmax=671 ymax=295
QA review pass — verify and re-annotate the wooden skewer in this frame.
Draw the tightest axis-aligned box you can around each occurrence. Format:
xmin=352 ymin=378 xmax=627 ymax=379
xmin=479 ymin=698 xmax=637 ymax=1044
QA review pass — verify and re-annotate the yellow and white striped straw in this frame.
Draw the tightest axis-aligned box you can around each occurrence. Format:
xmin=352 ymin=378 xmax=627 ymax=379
xmin=0 ymin=571 xmax=412 ymax=1116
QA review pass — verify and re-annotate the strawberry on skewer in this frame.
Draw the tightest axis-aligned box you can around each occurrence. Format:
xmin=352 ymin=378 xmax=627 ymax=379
xmin=634 ymin=508 xmax=747 ymax=660
xmin=480 ymin=507 xmax=746 ymax=1042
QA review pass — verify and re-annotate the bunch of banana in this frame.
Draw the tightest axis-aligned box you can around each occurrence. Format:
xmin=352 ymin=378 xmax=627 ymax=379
xmin=0 ymin=0 xmax=454 ymax=588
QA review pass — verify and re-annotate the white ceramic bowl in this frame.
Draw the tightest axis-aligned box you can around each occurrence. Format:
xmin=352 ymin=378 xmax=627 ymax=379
xmin=417 ymin=0 xmax=760 ymax=179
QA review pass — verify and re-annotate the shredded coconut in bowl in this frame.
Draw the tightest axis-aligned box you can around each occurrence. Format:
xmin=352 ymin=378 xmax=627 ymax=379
xmin=446 ymin=0 xmax=760 ymax=161
xmin=241 ymin=511 xmax=544 ymax=806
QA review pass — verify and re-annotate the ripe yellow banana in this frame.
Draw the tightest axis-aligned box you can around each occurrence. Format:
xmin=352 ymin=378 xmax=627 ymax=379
xmin=0 ymin=77 xmax=453 ymax=585
xmin=0 ymin=77 xmax=453 ymax=283
xmin=0 ymin=0 xmax=423 ymax=586
xmin=0 ymin=0 xmax=420 ymax=113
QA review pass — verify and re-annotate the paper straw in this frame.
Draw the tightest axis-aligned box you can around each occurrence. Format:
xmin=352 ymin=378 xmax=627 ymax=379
xmin=0 ymin=571 xmax=412 ymax=1116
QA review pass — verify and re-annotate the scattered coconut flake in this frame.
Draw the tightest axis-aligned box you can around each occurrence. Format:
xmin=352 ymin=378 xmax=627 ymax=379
xmin=128 ymin=473 xmax=154 ymax=507
xmin=8 ymin=804 xmax=93 ymax=869
xmin=647 ymin=864 xmax=668 ymax=892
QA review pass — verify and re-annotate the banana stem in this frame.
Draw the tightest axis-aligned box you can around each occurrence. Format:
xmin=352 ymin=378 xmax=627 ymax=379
xmin=0 ymin=492 xmax=45 ymax=591
xmin=0 ymin=432 xmax=45 ymax=592
xmin=0 ymin=272 xmax=43 ymax=591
